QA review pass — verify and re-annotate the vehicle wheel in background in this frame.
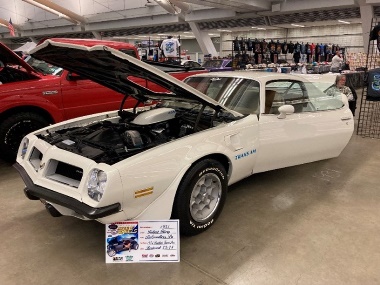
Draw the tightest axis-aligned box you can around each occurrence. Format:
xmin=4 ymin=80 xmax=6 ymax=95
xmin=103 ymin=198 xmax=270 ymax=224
xmin=172 ymin=159 xmax=228 ymax=236
xmin=0 ymin=112 xmax=49 ymax=162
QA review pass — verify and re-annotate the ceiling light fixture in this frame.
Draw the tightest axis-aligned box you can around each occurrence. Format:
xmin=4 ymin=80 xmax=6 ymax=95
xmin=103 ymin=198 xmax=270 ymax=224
xmin=0 ymin=19 xmax=8 ymax=28
xmin=291 ymin=24 xmax=305 ymax=27
xmin=217 ymin=29 xmax=232 ymax=32
xmin=22 ymin=0 xmax=86 ymax=25
xmin=338 ymin=20 xmax=350 ymax=24
xmin=257 ymin=27 xmax=266 ymax=30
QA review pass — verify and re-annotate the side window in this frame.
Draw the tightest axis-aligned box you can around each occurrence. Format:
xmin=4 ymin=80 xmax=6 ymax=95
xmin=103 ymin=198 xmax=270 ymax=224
xmin=265 ymin=80 xmax=314 ymax=114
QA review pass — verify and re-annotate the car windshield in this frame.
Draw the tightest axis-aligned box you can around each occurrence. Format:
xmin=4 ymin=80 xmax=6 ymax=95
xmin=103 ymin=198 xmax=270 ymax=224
xmin=202 ymin=60 xmax=223 ymax=68
xmin=25 ymin=56 xmax=63 ymax=76
xmin=185 ymin=76 xmax=260 ymax=115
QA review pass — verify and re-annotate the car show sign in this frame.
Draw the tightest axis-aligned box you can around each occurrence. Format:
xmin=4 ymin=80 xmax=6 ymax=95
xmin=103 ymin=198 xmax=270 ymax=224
xmin=105 ymin=220 xmax=180 ymax=263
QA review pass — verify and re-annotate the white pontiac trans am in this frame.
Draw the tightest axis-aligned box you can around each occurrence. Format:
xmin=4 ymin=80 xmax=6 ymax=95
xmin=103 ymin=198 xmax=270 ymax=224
xmin=14 ymin=40 xmax=354 ymax=236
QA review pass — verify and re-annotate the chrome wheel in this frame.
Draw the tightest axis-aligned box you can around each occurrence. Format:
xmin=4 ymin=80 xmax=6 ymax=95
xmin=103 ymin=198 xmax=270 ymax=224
xmin=190 ymin=173 xmax=222 ymax=222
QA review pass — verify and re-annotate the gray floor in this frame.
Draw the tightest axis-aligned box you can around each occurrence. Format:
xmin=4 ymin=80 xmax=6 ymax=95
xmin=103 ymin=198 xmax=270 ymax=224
xmin=1 ymin=118 xmax=379 ymax=285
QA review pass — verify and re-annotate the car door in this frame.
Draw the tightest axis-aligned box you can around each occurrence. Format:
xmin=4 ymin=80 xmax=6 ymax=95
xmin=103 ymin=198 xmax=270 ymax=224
xmin=184 ymin=75 xmax=261 ymax=177
xmin=254 ymin=79 xmax=353 ymax=173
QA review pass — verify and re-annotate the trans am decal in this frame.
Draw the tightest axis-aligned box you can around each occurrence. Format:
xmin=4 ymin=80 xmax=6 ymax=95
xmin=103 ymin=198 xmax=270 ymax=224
xmin=235 ymin=148 xmax=256 ymax=160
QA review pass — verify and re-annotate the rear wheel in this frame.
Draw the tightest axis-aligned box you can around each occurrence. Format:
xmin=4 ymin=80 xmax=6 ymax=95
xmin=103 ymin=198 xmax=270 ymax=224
xmin=0 ymin=112 xmax=49 ymax=162
xmin=172 ymin=159 xmax=228 ymax=236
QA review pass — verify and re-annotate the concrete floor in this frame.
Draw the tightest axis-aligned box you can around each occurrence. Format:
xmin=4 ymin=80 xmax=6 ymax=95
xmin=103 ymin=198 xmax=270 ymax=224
xmin=1 ymin=120 xmax=379 ymax=285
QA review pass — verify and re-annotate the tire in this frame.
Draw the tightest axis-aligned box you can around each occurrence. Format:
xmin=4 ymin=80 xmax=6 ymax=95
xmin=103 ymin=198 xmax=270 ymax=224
xmin=107 ymin=249 xmax=116 ymax=257
xmin=172 ymin=159 xmax=228 ymax=236
xmin=0 ymin=112 xmax=49 ymax=162
xmin=133 ymin=243 xmax=139 ymax=250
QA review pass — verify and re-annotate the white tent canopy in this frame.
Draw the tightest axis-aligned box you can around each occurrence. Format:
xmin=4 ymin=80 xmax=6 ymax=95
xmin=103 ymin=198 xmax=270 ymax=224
xmin=13 ymin=42 xmax=37 ymax=54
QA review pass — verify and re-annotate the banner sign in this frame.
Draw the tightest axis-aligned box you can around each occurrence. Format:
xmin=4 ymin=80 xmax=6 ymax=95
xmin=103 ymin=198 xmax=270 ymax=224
xmin=105 ymin=220 xmax=180 ymax=263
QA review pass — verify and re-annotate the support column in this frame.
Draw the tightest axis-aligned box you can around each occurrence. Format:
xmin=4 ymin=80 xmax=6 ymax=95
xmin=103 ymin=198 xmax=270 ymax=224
xmin=92 ymin=31 xmax=102 ymax=39
xmin=188 ymin=22 xmax=218 ymax=57
xmin=360 ymin=4 xmax=374 ymax=52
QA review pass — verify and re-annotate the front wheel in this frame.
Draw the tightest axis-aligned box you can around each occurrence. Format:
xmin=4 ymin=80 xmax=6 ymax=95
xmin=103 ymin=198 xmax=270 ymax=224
xmin=172 ymin=159 xmax=228 ymax=236
xmin=0 ymin=112 xmax=49 ymax=162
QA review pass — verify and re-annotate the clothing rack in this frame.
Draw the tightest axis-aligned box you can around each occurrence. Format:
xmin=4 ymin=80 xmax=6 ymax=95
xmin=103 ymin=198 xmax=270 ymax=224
xmin=357 ymin=18 xmax=380 ymax=139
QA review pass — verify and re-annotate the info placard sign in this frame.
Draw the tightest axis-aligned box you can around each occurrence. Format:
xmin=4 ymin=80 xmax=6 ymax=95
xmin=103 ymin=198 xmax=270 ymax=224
xmin=105 ymin=220 xmax=180 ymax=263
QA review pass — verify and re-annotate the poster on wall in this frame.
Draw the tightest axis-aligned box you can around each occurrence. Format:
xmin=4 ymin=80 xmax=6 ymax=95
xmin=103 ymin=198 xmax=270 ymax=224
xmin=105 ymin=220 xmax=180 ymax=263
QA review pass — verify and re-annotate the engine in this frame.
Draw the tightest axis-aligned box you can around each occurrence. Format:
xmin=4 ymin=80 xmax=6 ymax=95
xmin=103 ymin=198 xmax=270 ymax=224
xmin=38 ymin=108 xmax=191 ymax=164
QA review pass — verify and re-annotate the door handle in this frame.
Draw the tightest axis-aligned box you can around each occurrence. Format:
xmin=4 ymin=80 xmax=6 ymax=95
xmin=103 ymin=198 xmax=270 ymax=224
xmin=341 ymin=116 xmax=351 ymax=121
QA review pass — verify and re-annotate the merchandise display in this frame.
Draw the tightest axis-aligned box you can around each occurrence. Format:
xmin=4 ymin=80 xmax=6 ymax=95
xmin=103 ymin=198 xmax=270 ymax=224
xmin=231 ymin=37 xmax=342 ymax=65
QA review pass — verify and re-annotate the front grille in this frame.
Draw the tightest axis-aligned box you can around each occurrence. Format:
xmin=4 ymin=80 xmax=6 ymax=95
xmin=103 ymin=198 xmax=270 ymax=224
xmin=56 ymin=162 xmax=83 ymax=181
xmin=29 ymin=147 xmax=43 ymax=172
xmin=45 ymin=160 xmax=83 ymax=188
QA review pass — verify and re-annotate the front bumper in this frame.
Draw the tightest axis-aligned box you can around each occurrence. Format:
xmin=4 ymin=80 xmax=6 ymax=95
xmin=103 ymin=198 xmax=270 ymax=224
xmin=14 ymin=162 xmax=121 ymax=219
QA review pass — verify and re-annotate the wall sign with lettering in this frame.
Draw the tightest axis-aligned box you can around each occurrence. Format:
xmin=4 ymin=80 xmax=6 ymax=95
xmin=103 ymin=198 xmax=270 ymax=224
xmin=105 ymin=220 xmax=180 ymax=263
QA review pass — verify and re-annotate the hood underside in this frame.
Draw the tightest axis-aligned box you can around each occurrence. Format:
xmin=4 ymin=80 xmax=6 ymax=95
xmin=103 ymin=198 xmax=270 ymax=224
xmin=0 ymin=42 xmax=36 ymax=73
xmin=30 ymin=40 xmax=230 ymax=113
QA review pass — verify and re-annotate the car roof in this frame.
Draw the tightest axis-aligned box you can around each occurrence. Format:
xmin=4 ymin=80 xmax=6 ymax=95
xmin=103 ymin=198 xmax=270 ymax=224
xmin=188 ymin=71 xmax=313 ymax=85
xmin=296 ymin=73 xmax=338 ymax=84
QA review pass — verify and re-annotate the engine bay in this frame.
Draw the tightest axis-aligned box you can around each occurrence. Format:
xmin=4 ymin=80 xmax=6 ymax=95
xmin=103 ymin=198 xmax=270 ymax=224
xmin=37 ymin=106 xmax=235 ymax=164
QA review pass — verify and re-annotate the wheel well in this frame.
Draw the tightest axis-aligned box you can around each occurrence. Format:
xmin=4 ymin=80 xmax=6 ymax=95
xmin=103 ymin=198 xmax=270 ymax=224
xmin=0 ymin=106 xmax=54 ymax=124
xmin=190 ymin=153 xmax=231 ymax=181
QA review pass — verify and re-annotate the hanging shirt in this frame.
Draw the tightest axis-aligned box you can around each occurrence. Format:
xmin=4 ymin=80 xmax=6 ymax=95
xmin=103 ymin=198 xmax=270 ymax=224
xmin=288 ymin=42 xmax=295 ymax=53
xmin=247 ymin=38 xmax=253 ymax=51
xmin=294 ymin=43 xmax=301 ymax=53
xmin=310 ymin=43 xmax=315 ymax=55
xmin=281 ymin=42 xmax=288 ymax=54
xmin=275 ymin=41 xmax=282 ymax=53
xmin=306 ymin=43 xmax=311 ymax=54
xmin=254 ymin=40 xmax=262 ymax=53
xmin=301 ymin=43 xmax=306 ymax=54
xmin=160 ymin=38 xmax=180 ymax=57
xmin=233 ymin=38 xmax=239 ymax=51
xmin=262 ymin=40 xmax=269 ymax=53
xmin=320 ymin=44 xmax=325 ymax=56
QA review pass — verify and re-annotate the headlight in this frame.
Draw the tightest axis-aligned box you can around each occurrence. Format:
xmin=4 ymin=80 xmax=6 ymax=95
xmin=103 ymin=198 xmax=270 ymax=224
xmin=21 ymin=138 xmax=29 ymax=159
xmin=87 ymin=169 xmax=107 ymax=202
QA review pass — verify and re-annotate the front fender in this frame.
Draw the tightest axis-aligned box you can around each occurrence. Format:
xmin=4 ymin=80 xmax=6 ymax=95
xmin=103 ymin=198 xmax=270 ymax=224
xmin=0 ymin=95 xmax=64 ymax=123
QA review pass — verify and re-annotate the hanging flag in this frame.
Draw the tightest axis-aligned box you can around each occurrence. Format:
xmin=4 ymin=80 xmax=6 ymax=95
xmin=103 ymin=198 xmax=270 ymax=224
xmin=8 ymin=18 xmax=15 ymax=37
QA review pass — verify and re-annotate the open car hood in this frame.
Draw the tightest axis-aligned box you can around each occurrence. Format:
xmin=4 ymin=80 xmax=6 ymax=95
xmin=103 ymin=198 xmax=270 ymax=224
xmin=30 ymin=40 xmax=235 ymax=114
xmin=0 ymin=42 xmax=36 ymax=73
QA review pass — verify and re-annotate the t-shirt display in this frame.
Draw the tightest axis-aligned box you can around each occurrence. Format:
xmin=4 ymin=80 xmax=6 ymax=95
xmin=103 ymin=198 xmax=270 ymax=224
xmin=228 ymin=37 xmax=342 ymax=65
xmin=281 ymin=42 xmax=288 ymax=54
xmin=160 ymin=37 xmax=180 ymax=57
xmin=288 ymin=42 xmax=295 ymax=53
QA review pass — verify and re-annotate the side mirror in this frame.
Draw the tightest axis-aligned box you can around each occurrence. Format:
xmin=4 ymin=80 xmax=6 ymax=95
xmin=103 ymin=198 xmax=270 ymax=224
xmin=277 ymin=105 xmax=295 ymax=119
xmin=67 ymin=72 xmax=83 ymax=81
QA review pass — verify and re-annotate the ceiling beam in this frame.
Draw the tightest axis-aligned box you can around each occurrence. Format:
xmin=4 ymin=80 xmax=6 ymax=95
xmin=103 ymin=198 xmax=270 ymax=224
xmin=258 ymin=0 xmax=356 ymax=15
xmin=22 ymin=0 xmax=86 ymax=24
xmin=181 ymin=0 xmax=269 ymax=12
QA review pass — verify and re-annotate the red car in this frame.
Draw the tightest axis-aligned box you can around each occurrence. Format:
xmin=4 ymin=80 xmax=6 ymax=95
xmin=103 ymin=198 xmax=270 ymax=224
xmin=0 ymin=39 xmax=207 ymax=161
